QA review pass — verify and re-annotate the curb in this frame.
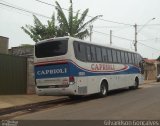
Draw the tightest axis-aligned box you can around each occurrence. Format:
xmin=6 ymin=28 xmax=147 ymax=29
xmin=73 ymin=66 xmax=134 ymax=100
xmin=0 ymin=97 xmax=68 ymax=117
xmin=143 ymin=80 xmax=156 ymax=84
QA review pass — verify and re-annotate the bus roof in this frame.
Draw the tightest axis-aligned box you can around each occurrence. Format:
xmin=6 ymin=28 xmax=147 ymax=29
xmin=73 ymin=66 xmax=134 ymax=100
xmin=37 ymin=36 xmax=138 ymax=54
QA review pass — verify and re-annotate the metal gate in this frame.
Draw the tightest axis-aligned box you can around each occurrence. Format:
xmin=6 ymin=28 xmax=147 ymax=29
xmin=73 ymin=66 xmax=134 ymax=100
xmin=0 ymin=54 xmax=27 ymax=94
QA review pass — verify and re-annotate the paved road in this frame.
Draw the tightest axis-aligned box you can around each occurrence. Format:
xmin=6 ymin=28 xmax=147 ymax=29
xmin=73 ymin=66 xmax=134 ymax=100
xmin=14 ymin=82 xmax=160 ymax=120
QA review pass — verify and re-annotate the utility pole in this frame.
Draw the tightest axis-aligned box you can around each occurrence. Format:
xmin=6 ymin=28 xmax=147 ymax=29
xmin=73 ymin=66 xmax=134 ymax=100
xmin=89 ymin=25 xmax=93 ymax=42
xmin=110 ymin=30 xmax=112 ymax=45
xmin=133 ymin=18 xmax=155 ymax=52
xmin=134 ymin=24 xmax=137 ymax=52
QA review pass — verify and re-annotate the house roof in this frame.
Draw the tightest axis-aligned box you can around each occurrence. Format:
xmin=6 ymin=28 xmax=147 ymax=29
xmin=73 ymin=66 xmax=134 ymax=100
xmin=144 ymin=59 xmax=158 ymax=64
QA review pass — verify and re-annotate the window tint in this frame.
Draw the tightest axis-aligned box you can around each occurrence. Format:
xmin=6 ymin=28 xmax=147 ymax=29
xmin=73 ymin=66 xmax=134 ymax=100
xmin=117 ymin=51 xmax=121 ymax=63
xmin=73 ymin=41 xmax=139 ymax=65
xmin=74 ymin=41 xmax=86 ymax=61
xmin=124 ymin=52 xmax=129 ymax=63
xmin=96 ymin=47 xmax=102 ymax=62
xmin=137 ymin=54 xmax=142 ymax=63
xmin=128 ymin=53 xmax=132 ymax=64
xmin=134 ymin=54 xmax=138 ymax=65
xmin=35 ymin=40 xmax=68 ymax=58
xmin=131 ymin=53 xmax=135 ymax=64
xmin=91 ymin=46 xmax=96 ymax=61
xmin=86 ymin=45 xmax=91 ymax=61
xmin=112 ymin=49 xmax=117 ymax=63
xmin=121 ymin=51 xmax=125 ymax=64
xmin=107 ymin=48 xmax=112 ymax=62
xmin=102 ymin=48 xmax=108 ymax=62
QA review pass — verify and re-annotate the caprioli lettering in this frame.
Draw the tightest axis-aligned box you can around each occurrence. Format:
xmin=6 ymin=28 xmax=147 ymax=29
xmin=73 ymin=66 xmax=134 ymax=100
xmin=91 ymin=64 xmax=115 ymax=71
xmin=37 ymin=68 xmax=67 ymax=75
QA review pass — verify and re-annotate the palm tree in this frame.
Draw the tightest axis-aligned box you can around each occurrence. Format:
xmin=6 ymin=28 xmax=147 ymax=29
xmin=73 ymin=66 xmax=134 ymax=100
xmin=55 ymin=0 xmax=102 ymax=39
xmin=22 ymin=0 xmax=102 ymax=42
xmin=22 ymin=14 xmax=58 ymax=42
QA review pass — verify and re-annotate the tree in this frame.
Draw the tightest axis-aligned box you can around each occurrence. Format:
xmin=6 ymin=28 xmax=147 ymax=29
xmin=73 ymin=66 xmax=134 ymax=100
xmin=55 ymin=0 xmax=102 ymax=39
xmin=19 ymin=44 xmax=33 ymax=47
xmin=22 ymin=15 xmax=58 ymax=42
xmin=157 ymin=56 xmax=160 ymax=61
xmin=22 ymin=0 xmax=102 ymax=42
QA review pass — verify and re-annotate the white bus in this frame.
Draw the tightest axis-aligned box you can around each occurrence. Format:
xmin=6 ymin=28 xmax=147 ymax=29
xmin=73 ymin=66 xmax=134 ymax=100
xmin=34 ymin=36 xmax=144 ymax=97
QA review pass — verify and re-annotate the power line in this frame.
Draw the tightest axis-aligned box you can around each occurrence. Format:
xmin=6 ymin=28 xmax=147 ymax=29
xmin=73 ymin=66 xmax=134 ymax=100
xmin=34 ymin=0 xmax=133 ymax=26
xmin=0 ymin=2 xmax=51 ymax=19
xmin=93 ymin=30 xmax=160 ymax=52
xmin=1 ymin=1 xmax=159 ymax=52
xmin=0 ymin=0 xmax=132 ymax=26
xmin=0 ymin=3 xmax=32 ymax=18
xmin=138 ymin=42 xmax=160 ymax=52
xmin=138 ymin=24 xmax=160 ymax=26
xmin=93 ymin=25 xmax=132 ymax=28
xmin=139 ymin=38 xmax=160 ymax=41
xmin=1 ymin=0 xmax=131 ymax=27
xmin=93 ymin=30 xmax=133 ymax=42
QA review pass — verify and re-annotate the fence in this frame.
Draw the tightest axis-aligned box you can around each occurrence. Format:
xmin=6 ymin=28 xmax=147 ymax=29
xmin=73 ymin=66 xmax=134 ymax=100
xmin=0 ymin=54 xmax=27 ymax=94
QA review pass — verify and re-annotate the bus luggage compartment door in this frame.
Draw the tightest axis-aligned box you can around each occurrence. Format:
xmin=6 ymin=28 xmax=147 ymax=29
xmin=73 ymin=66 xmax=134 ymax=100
xmin=35 ymin=63 xmax=70 ymax=86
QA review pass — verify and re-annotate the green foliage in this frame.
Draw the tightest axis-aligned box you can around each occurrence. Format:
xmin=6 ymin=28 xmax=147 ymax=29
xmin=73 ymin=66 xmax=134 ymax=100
xmin=22 ymin=15 xmax=58 ymax=42
xmin=22 ymin=0 xmax=102 ymax=42
xmin=157 ymin=56 xmax=160 ymax=61
xmin=19 ymin=44 xmax=33 ymax=47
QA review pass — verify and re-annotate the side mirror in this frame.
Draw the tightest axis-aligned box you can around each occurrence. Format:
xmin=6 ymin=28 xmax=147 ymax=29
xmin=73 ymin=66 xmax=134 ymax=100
xmin=139 ymin=60 xmax=144 ymax=74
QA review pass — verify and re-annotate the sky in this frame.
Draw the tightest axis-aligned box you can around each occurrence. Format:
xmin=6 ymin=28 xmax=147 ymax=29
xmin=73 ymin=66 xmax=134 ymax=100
xmin=0 ymin=0 xmax=160 ymax=59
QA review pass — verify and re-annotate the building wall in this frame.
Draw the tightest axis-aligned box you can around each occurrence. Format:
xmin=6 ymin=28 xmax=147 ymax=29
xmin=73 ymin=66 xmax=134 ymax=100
xmin=157 ymin=64 xmax=160 ymax=75
xmin=144 ymin=63 xmax=156 ymax=80
xmin=0 ymin=36 xmax=9 ymax=54
xmin=0 ymin=54 xmax=27 ymax=94
xmin=9 ymin=46 xmax=35 ymax=94
xmin=9 ymin=46 xmax=34 ymax=57
xmin=27 ymin=58 xmax=35 ymax=94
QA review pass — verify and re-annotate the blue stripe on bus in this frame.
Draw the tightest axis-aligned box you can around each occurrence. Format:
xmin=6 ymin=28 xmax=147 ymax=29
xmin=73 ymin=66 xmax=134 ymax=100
xmin=68 ymin=62 xmax=140 ymax=76
xmin=35 ymin=61 xmax=140 ymax=79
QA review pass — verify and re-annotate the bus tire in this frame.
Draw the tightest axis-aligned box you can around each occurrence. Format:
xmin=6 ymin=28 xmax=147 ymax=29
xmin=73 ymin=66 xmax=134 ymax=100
xmin=99 ymin=81 xmax=108 ymax=97
xmin=134 ymin=78 xmax=139 ymax=89
xmin=129 ymin=78 xmax=139 ymax=90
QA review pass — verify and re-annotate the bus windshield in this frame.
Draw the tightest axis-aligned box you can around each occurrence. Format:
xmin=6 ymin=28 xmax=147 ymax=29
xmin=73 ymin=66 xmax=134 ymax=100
xmin=35 ymin=40 xmax=68 ymax=58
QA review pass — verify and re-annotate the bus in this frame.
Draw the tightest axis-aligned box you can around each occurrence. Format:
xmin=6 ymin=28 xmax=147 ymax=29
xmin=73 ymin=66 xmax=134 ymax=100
xmin=34 ymin=36 xmax=144 ymax=97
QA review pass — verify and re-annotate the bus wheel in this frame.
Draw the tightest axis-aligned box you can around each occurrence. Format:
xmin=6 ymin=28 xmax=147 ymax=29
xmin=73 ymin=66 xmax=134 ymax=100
xmin=134 ymin=78 xmax=139 ymax=89
xmin=99 ymin=82 xmax=108 ymax=97
xmin=129 ymin=78 xmax=139 ymax=90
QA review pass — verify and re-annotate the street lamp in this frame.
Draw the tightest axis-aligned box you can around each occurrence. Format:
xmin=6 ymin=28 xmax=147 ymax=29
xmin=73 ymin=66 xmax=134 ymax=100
xmin=134 ymin=18 xmax=156 ymax=52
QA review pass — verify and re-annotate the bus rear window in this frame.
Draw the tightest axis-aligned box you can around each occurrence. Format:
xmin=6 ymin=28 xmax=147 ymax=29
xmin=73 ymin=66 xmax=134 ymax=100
xmin=35 ymin=40 xmax=68 ymax=58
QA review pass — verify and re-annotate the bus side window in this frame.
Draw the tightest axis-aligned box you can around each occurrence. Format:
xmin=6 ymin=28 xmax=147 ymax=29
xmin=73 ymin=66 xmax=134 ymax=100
xmin=131 ymin=53 xmax=135 ymax=64
xmin=125 ymin=52 xmax=129 ymax=64
xmin=102 ymin=48 xmax=108 ymax=62
xmin=96 ymin=47 xmax=102 ymax=62
xmin=73 ymin=42 xmax=78 ymax=58
xmin=76 ymin=42 xmax=86 ymax=61
xmin=112 ymin=49 xmax=117 ymax=63
xmin=91 ymin=45 xmax=96 ymax=62
xmin=86 ymin=45 xmax=92 ymax=61
xmin=117 ymin=50 xmax=121 ymax=63
xmin=107 ymin=48 xmax=112 ymax=62
xmin=134 ymin=54 xmax=138 ymax=65
xmin=121 ymin=51 xmax=125 ymax=64
xmin=138 ymin=54 xmax=142 ymax=63
xmin=128 ymin=52 xmax=132 ymax=64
